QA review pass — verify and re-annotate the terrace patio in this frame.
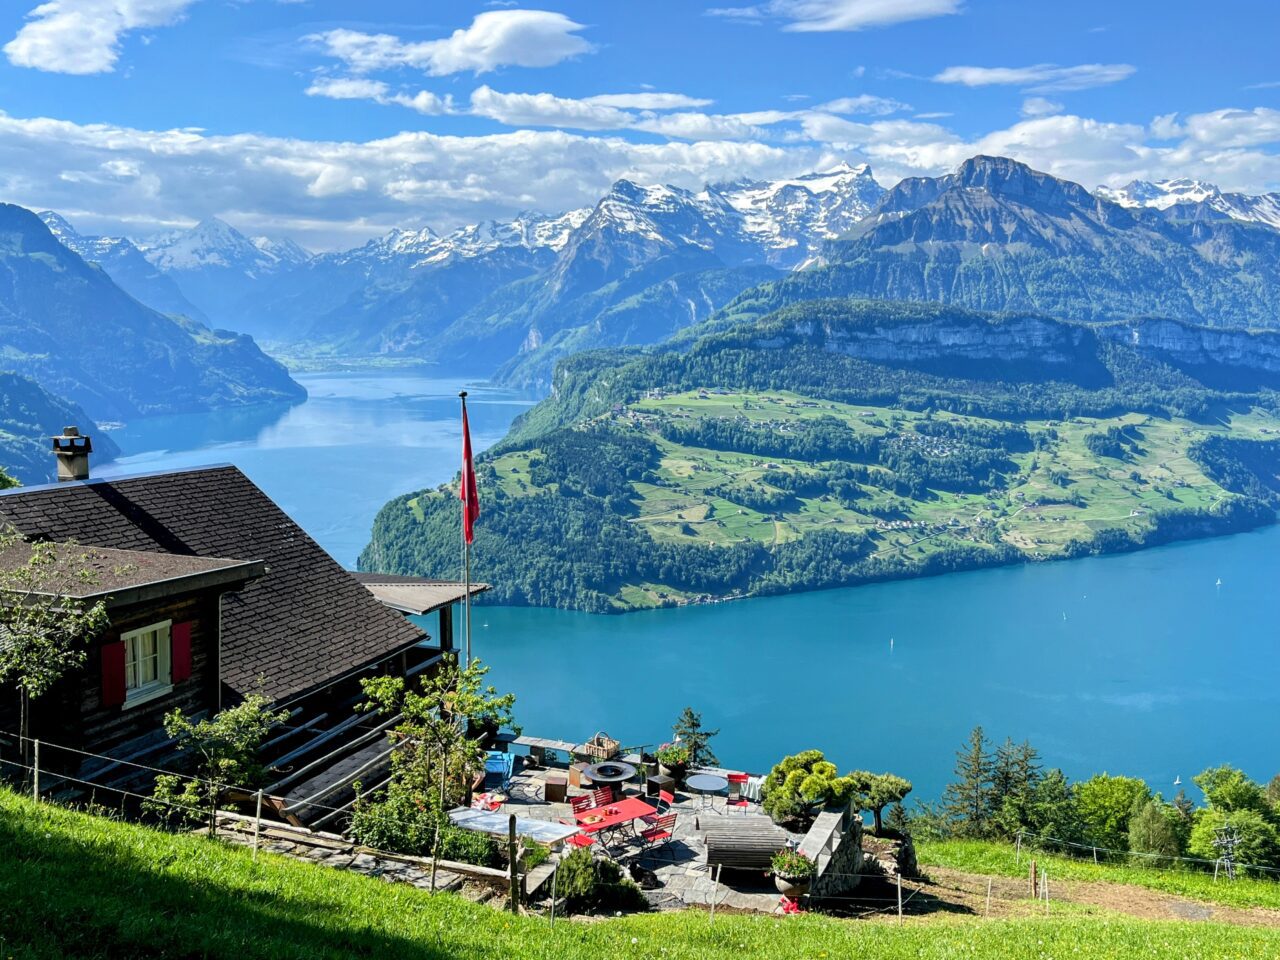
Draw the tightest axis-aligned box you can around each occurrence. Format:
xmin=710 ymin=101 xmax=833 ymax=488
xmin=465 ymin=748 xmax=808 ymax=914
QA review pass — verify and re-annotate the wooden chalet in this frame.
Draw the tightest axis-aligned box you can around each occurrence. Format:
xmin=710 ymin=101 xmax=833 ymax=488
xmin=0 ymin=430 xmax=486 ymax=827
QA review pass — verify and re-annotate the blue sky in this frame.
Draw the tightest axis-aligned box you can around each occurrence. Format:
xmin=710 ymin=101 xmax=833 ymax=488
xmin=1 ymin=0 xmax=1278 ymax=248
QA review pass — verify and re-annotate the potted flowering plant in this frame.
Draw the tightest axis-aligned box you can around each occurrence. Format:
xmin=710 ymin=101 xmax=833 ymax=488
xmin=771 ymin=848 xmax=815 ymax=898
xmin=655 ymin=742 xmax=690 ymax=785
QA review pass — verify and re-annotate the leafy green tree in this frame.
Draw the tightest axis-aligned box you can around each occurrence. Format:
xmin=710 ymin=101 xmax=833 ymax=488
xmin=0 ymin=534 xmax=110 ymax=758
xmin=360 ymin=655 xmax=516 ymax=813
xmin=1267 ymin=775 xmax=1280 ymax=812
xmin=672 ymin=706 xmax=719 ymax=768
xmin=149 ymin=694 xmax=288 ymax=830
xmin=1194 ymin=765 xmax=1271 ymax=815
xmin=849 ymin=771 xmax=912 ymax=834
xmin=1189 ymin=809 xmax=1280 ymax=871
xmin=1128 ymin=799 xmax=1184 ymax=861
xmin=943 ymin=726 xmax=994 ymax=838
xmin=1074 ymin=774 xmax=1150 ymax=851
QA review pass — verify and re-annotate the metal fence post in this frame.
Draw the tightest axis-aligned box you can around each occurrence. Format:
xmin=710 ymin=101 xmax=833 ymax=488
xmin=896 ymin=871 xmax=903 ymax=923
xmin=508 ymin=814 xmax=519 ymax=915
xmin=253 ymin=789 xmax=264 ymax=860
xmin=549 ymin=865 xmax=557 ymax=928
xmin=710 ymin=864 xmax=723 ymax=922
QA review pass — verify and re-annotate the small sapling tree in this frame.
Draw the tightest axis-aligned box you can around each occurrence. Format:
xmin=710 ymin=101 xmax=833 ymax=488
xmin=0 ymin=533 xmax=110 ymax=763
xmin=149 ymin=693 xmax=288 ymax=830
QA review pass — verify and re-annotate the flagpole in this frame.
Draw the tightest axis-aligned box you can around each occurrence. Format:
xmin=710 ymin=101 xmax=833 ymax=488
xmin=460 ymin=391 xmax=472 ymax=669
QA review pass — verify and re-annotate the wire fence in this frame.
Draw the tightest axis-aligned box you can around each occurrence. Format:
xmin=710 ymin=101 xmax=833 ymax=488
xmin=1015 ymin=827 xmax=1280 ymax=879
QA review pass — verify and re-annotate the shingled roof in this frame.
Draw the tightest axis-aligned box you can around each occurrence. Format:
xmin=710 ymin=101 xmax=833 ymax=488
xmin=0 ymin=465 xmax=426 ymax=704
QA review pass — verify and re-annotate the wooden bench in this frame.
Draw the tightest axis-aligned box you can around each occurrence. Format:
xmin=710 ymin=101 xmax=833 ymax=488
xmin=700 ymin=814 xmax=789 ymax=871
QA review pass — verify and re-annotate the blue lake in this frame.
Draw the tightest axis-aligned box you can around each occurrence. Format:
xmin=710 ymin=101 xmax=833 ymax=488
xmin=99 ymin=370 xmax=1280 ymax=801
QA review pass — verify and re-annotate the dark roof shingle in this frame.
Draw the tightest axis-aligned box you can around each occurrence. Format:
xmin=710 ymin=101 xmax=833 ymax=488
xmin=0 ymin=465 xmax=425 ymax=703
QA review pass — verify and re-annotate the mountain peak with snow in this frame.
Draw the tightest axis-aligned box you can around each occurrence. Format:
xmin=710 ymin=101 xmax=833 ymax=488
xmin=1096 ymin=177 xmax=1280 ymax=229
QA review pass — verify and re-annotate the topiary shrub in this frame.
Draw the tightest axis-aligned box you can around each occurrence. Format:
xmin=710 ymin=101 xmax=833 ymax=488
xmin=556 ymin=847 xmax=648 ymax=914
xmin=762 ymin=750 xmax=857 ymax=825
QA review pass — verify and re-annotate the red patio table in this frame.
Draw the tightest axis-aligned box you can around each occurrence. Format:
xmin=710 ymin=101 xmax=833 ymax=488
xmin=574 ymin=796 xmax=657 ymax=837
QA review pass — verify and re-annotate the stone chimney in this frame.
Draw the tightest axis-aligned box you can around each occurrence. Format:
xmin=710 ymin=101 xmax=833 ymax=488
xmin=51 ymin=426 xmax=92 ymax=482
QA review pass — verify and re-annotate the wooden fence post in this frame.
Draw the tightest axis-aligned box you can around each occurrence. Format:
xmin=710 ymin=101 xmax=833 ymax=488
xmin=1028 ymin=859 xmax=1037 ymax=898
xmin=1015 ymin=831 xmax=1021 ymax=867
xmin=32 ymin=739 xmax=40 ymax=802
xmin=508 ymin=814 xmax=519 ymax=914
xmin=985 ymin=877 xmax=992 ymax=918
xmin=549 ymin=865 xmax=557 ymax=928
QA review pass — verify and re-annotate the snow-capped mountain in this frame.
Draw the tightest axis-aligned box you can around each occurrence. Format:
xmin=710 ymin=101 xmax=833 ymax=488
xmin=140 ymin=217 xmax=308 ymax=274
xmin=1097 ymin=178 xmax=1280 ymax=230
xmin=133 ymin=217 xmax=313 ymax=329
xmin=37 ymin=211 xmax=209 ymax=322
xmin=713 ymin=161 xmax=887 ymax=264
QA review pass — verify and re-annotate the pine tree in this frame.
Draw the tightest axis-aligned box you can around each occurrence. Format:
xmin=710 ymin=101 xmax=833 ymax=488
xmin=672 ymin=706 xmax=719 ymax=768
xmin=943 ymin=726 xmax=994 ymax=838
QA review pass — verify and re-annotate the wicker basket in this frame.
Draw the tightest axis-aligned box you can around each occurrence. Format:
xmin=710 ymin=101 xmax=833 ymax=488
xmin=580 ymin=731 xmax=620 ymax=761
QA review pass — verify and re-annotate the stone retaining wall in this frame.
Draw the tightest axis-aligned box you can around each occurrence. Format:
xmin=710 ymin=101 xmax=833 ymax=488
xmin=797 ymin=803 xmax=864 ymax=901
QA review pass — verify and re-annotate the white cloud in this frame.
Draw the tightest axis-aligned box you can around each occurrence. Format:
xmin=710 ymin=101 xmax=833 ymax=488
xmin=469 ymin=86 xmax=633 ymax=130
xmin=8 ymin=99 xmax=1280 ymax=250
xmin=708 ymin=0 xmax=962 ymax=32
xmin=306 ymin=77 xmax=391 ymax=101
xmin=585 ymin=93 xmax=714 ymax=109
xmin=5 ymin=0 xmax=198 ymax=74
xmin=307 ymin=10 xmax=592 ymax=76
xmin=307 ymin=76 xmax=454 ymax=115
xmin=1021 ymin=97 xmax=1064 ymax=118
xmin=0 ymin=110 xmax=807 ymax=248
xmin=933 ymin=63 xmax=1136 ymax=94
xmin=817 ymin=94 xmax=909 ymax=116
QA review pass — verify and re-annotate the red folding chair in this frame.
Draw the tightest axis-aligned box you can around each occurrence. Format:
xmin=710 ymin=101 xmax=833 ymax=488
xmin=639 ymin=813 xmax=677 ymax=859
xmin=559 ymin=818 xmax=596 ymax=849
xmin=570 ymin=794 xmax=596 ymax=815
xmin=641 ymin=790 xmax=675 ymax=825
xmin=589 ymin=785 xmax=614 ymax=808
xmin=726 ymin=773 xmax=750 ymax=812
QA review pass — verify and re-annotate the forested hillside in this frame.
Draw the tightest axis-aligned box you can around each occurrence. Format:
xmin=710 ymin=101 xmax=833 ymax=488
xmin=361 ymin=300 xmax=1280 ymax=611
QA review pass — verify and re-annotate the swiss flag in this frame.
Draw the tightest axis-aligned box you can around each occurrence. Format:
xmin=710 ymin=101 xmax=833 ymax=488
xmin=460 ymin=403 xmax=480 ymax=545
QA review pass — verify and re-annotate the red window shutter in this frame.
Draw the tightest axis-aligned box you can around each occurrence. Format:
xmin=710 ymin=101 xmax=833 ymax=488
xmin=101 ymin=642 xmax=126 ymax=707
xmin=171 ymin=622 xmax=193 ymax=684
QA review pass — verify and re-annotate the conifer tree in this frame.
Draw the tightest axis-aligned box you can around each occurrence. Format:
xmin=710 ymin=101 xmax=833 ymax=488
xmin=943 ymin=726 xmax=993 ymax=838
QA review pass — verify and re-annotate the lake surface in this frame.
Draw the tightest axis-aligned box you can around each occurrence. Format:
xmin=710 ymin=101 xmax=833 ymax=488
xmin=100 ymin=370 xmax=1279 ymax=800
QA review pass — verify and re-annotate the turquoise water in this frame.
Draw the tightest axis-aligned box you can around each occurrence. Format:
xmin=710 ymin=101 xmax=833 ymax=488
xmin=98 ymin=371 xmax=1280 ymax=800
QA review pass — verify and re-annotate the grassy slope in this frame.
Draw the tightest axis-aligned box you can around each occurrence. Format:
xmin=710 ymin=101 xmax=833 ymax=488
xmin=1 ymin=791 xmax=1277 ymax=960
xmin=918 ymin=839 xmax=1280 ymax=911
xmin=475 ymin=389 xmax=1275 ymax=608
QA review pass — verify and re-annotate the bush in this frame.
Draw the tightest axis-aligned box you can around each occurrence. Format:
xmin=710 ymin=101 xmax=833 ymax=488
xmin=555 ymin=847 xmax=647 ymax=914
xmin=762 ymin=750 xmax=857 ymax=825
xmin=348 ymin=785 xmax=501 ymax=868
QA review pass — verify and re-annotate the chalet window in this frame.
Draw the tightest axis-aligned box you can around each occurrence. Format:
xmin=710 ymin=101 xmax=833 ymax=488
xmin=121 ymin=620 xmax=172 ymax=708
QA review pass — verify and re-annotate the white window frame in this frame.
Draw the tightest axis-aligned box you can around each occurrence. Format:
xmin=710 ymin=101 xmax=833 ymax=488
xmin=121 ymin=619 xmax=173 ymax=710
